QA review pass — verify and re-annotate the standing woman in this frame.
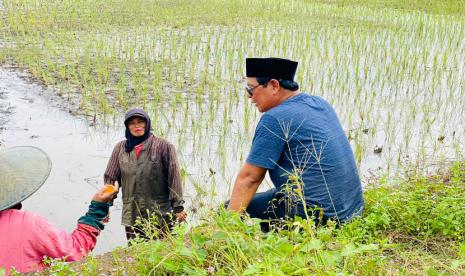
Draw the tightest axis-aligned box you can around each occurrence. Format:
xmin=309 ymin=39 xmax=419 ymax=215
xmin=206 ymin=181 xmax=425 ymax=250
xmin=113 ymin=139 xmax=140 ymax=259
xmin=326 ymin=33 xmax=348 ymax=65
xmin=104 ymin=108 xmax=186 ymax=240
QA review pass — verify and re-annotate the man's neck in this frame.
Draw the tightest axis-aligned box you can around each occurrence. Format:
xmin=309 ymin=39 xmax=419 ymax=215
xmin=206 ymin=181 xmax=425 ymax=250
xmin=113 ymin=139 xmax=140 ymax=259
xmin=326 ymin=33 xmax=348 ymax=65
xmin=279 ymin=90 xmax=300 ymax=103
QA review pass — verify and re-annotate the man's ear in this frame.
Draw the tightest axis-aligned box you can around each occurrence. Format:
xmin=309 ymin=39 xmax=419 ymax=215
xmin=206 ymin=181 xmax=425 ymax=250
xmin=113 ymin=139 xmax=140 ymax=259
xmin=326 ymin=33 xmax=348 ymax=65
xmin=269 ymin=79 xmax=280 ymax=92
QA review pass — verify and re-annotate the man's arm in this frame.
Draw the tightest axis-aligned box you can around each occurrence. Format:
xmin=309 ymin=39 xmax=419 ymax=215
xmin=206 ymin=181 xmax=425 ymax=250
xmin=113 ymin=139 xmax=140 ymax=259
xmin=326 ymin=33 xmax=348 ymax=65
xmin=227 ymin=163 xmax=267 ymax=212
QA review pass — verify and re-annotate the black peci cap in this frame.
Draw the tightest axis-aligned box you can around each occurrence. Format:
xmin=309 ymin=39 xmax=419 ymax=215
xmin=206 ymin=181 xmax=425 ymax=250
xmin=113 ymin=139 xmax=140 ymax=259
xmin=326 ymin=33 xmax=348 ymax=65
xmin=246 ymin=58 xmax=298 ymax=80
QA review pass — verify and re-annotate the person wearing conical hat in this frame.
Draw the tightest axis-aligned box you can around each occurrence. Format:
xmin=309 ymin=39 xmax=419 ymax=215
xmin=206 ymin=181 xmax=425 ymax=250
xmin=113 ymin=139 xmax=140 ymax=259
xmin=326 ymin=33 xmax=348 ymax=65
xmin=0 ymin=147 xmax=117 ymax=274
xmin=227 ymin=58 xmax=364 ymax=228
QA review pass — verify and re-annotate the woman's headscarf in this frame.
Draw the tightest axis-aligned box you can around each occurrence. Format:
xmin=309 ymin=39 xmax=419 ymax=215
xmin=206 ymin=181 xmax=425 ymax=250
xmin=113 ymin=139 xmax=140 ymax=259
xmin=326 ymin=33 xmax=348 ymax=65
xmin=124 ymin=108 xmax=152 ymax=152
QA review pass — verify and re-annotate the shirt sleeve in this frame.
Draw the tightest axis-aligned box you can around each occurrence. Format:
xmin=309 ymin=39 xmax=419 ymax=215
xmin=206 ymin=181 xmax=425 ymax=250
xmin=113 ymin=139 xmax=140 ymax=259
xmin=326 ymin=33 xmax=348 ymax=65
xmin=246 ymin=113 xmax=286 ymax=169
xmin=78 ymin=201 xmax=110 ymax=230
xmin=162 ymin=142 xmax=184 ymax=207
xmin=104 ymin=142 xmax=122 ymax=184
xmin=33 ymin=216 xmax=100 ymax=262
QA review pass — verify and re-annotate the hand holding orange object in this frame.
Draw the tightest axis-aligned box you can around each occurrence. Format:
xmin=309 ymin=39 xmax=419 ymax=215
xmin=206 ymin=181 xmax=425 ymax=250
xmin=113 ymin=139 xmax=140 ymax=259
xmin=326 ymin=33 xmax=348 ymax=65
xmin=92 ymin=184 xmax=118 ymax=203
xmin=103 ymin=181 xmax=119 ymax=195
xmin=103 ymin=184 xmax=118 ymax=194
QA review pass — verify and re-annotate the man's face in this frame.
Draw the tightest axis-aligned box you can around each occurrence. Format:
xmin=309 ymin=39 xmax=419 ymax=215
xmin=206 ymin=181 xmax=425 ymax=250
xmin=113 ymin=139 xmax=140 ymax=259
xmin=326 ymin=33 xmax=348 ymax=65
xmin=245 ymin=77 xmax=274 ymax=113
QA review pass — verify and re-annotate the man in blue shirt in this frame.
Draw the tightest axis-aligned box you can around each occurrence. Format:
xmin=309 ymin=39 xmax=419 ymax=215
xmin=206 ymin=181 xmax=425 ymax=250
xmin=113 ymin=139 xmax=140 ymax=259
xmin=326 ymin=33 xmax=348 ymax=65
xmin=227 ymin=58 xmax=364 ymax=225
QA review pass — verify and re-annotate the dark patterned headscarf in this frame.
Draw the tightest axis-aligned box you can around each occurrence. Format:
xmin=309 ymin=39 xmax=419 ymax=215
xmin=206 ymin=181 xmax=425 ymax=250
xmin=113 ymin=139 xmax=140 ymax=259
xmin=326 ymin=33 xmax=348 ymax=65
xmin=124 ymin=108 xmax=152 ymax=152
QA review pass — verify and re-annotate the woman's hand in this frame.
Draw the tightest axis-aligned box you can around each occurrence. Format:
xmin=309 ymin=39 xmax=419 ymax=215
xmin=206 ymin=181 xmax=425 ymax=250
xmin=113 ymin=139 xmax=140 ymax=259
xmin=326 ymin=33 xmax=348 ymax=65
xmin=175 ymin=211 xmax=187 ymax=222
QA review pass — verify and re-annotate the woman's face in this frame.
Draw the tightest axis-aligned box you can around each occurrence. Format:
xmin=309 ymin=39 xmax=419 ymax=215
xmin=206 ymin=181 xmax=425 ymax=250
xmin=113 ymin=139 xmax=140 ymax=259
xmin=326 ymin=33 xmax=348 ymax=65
xmin=127 ymin=116 xmax=146 ymax=137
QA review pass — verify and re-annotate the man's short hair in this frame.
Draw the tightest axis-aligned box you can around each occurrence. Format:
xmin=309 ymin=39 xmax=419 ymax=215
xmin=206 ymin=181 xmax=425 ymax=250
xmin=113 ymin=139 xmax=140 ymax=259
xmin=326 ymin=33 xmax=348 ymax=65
xmin=256 ymin=78 xmax=299 ymax=92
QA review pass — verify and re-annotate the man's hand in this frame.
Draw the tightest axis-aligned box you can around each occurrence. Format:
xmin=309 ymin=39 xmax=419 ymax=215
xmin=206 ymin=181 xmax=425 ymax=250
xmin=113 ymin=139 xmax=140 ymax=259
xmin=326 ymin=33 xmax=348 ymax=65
xmin=92 ymin=185 xmax=118 ymax=203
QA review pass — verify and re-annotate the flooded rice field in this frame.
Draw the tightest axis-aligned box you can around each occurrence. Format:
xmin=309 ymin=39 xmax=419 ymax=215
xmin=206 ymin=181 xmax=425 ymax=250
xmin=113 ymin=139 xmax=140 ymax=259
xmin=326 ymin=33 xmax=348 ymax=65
xmin=1 ymin=0 xmax=464 ymax=255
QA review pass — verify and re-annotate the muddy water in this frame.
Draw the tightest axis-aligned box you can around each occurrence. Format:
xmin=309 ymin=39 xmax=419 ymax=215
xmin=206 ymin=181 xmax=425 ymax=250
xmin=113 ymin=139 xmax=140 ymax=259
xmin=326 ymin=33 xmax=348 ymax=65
xmin=0 ymin=68 xmax=126 ymax=254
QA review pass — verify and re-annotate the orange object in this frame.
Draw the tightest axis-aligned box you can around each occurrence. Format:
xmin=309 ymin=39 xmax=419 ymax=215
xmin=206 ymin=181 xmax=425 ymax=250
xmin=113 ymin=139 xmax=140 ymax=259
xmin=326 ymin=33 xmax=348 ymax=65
xmin=103 ymin=185 xmax=117 ymax=194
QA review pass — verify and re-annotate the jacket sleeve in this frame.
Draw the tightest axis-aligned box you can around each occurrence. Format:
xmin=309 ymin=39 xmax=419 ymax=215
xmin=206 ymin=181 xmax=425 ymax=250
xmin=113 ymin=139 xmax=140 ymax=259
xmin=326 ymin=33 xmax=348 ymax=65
xmin=33 ymin=217 xmax=100 ymax=262
xmin=104 ymin=142 xmax=123 ymax=184
xmin=163 ymin=142 xmax=184 ymax=209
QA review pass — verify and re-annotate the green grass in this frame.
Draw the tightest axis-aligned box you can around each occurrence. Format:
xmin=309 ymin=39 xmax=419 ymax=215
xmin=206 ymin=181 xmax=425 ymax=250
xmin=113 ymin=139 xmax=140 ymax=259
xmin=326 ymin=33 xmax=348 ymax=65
xmin=25 ymin=161 xmax=465 ymax=275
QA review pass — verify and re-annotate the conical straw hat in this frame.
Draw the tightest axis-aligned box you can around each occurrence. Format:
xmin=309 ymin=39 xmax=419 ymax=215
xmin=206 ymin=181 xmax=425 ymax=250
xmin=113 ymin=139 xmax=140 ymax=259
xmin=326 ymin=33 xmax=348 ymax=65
xmin=0 ymin=146 xmax=51 ymax=211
